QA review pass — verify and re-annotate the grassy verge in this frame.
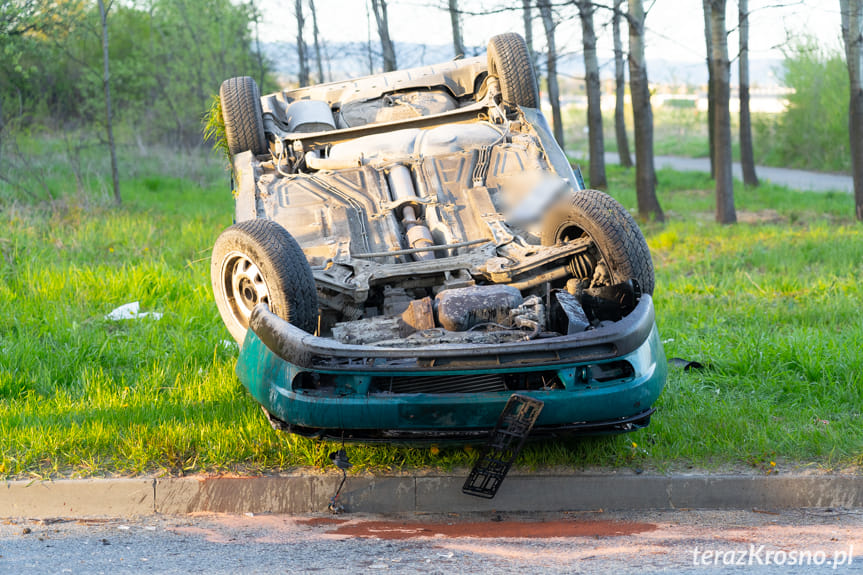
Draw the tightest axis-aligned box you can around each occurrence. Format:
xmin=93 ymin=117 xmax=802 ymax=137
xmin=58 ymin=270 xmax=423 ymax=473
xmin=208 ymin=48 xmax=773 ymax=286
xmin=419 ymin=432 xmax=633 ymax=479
xmin=1 ymin=143 xmax=861 ymax=478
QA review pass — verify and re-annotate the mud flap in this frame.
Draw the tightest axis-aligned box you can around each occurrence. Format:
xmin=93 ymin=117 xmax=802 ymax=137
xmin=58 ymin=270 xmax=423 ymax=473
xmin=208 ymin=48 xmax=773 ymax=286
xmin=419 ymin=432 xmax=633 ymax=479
xmin=462 ymin=394 xmax=544 ymax=499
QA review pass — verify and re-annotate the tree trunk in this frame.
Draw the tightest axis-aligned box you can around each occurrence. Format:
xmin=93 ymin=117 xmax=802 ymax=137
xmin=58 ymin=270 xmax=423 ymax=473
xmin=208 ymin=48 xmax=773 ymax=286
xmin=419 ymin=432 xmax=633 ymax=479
xmin=538 ymin=0 xmax=564 ymax=147
xmin=522 ymin=0 xmax=537 ymax=70
xmin=250 ymin=0 xmax=266 ymax=90
xmin=97 ymin=0 xmax=121 ymax=205
xmin=371 ymin=0 xmax=396 ymax=72
xmin=841 ymin=0 xmax=863 ymax=221
xmin=627 ymin=0 xmax=664 ymax=221
xmin=0 ymin=77 xmax=4 ymax=168
xmin=576 ymin=0 xmax=606 ymax=188
xmin=448 ymin=0 xmax=465 ymax=58
xmin=738 ymin=0 xmax=759 ymax=186
xmin=295 ymin=0 xmax=309 ymax=87
xmin=365 ymin=1 xmax=374 ymax=74
xmin=709 ymin=0 xmax=736 ymax=223
xmin=613 ymin=0 xmax=633 ymax=168
xmin=310 ymin=0 xmax=325 ymax=83
xmin=702 ymin=0 xmax=716 ymax=179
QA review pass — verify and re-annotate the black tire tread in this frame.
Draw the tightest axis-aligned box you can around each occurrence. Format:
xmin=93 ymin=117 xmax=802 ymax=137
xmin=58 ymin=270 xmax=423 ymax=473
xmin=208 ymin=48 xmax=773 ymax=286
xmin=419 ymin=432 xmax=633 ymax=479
xmin=219 ymin=76 xmax=267 ymax=157
xmin=487 ymin=33 xmax=539 ymax=109
xmin=542 ymin=189 xmax=655 ymax=295
xmin=212 ymin=219 xmax=318 ymax=343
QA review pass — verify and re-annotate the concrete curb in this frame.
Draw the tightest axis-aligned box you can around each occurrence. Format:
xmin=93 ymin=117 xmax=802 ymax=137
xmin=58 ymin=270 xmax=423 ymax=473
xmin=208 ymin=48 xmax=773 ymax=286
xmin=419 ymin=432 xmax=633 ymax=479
xmin=3 ymin=473 xmax=862 ymax=517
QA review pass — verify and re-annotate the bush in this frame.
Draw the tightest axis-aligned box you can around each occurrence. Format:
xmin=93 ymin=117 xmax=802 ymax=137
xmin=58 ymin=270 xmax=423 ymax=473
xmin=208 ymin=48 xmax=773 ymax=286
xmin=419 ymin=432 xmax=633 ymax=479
xmin=755 ymin=37 xmax=850 ymax=173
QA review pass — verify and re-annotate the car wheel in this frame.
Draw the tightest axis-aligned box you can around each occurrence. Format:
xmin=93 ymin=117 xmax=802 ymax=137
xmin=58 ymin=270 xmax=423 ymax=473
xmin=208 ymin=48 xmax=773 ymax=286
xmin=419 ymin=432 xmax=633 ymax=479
xmin=487 ymin=33 xmax=539 ymax=109
xmin=541 ymin=189 xmax=655 ymax=295
xmin=212 ymin=219 xmax=318 ymax=344
xmin=219 ymin=76 xmax=268 ymax=157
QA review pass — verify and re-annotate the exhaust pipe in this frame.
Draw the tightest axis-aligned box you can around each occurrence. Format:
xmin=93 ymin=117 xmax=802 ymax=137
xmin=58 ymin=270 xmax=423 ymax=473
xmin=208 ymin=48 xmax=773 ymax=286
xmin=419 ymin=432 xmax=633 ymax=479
xmin=386 ymin=164 xmax=435 ymax=261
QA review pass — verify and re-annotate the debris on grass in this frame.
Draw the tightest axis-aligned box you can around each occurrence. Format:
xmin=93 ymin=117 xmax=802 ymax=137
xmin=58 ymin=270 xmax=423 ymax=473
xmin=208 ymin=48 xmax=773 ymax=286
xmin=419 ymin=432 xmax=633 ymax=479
xmin=104 ymin=302 xmax=162 ymax=321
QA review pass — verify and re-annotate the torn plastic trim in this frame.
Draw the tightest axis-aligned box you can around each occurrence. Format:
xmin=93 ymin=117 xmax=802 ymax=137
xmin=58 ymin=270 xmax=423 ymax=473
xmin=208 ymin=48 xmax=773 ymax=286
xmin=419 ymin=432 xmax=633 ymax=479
xmin=258 ymin=407 xmax=656 ymax=443
xmin=247 ymin=294 xmax=656 ymax=372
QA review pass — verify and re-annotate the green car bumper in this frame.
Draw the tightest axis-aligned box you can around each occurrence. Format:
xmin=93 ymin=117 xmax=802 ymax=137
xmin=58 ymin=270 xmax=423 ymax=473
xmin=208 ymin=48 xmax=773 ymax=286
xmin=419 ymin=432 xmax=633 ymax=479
xmin=236 ymin=296 xmax=666 ymax=441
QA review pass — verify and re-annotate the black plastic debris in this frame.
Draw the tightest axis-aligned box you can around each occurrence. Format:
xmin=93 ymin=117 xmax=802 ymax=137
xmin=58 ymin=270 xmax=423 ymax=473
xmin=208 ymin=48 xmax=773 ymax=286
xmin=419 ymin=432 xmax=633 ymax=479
xmin=579 ymin=279 xmax=642 ymax=322
xmin=462 ymin=394 xmax=544 ymax=499
xmin=328 ymin=448 xmax=352 ymax=513
xmin=555 ymin=291 xmax=591 ymax=334
xmin=668 ymin=357 xmax=705 ymax=371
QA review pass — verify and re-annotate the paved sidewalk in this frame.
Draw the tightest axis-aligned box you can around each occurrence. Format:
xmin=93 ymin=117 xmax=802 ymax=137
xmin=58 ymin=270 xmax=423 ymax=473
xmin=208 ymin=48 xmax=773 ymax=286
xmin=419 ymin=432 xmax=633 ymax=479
xmin=3 ymin=472 xmax=862 ymax=517
xmin=594 ymin=152 xmax=854 ymax=194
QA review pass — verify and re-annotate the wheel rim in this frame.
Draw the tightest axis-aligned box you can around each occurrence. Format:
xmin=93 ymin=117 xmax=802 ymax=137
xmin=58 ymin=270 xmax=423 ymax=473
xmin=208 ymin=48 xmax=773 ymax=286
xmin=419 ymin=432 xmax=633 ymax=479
xmin=222 ymin=251 xmax=270 ymax=329
xmin=556 ymin=223 xmax=587 ymax=244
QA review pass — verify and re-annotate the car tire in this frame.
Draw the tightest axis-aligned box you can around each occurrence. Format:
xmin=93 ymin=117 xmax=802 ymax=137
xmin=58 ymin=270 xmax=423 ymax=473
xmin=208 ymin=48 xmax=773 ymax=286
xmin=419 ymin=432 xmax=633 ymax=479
xmin=212 ymin=219 xmax=318 ymax=344
xmin=487 ymin=33 xmax=539 ymax=109
xmin=541 ymin=189 xmax=655 ymax=295
xmin=219 ymin=76 xmax=268 ymax=157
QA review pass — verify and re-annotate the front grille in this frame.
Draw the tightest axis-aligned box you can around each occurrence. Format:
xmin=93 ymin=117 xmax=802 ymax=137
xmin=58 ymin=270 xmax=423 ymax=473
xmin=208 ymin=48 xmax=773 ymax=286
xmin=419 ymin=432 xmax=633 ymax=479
xmin=373 ymin=373 xmax=506 ymax=394
xmin=370 ymin=371 xmax=563 ymax=394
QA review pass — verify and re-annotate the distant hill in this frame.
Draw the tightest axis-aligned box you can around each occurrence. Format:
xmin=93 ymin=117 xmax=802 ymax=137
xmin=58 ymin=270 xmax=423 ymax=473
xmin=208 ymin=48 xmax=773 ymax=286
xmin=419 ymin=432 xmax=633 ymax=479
xmin=263 ymin=41 xmax=784 ymax=90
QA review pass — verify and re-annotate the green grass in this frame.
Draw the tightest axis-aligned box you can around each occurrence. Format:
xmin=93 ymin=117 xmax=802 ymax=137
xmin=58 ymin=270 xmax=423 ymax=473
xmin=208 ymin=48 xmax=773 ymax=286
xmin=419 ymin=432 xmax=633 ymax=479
xmin=1 ymin=142 xmax=862 ymax=479
xmin=564 ymin=105 xmax=713 ymax=160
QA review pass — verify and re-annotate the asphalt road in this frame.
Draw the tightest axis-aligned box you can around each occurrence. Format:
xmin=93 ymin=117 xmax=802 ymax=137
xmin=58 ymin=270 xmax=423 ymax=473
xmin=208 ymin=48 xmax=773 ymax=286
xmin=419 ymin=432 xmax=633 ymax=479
xmin=596 ymin=152 xmax=855 ymax=194
xmin=3 ymin=509 xmax=862 ymax=574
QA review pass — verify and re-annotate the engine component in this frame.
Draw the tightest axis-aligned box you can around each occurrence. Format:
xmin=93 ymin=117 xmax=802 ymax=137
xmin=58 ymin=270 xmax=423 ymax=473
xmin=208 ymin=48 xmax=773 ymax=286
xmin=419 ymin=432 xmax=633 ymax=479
xmin=435 ymin=285 xmax=523 ymax=332
xmin=332 ymin=316 xmax=403 ymax=344
xmin=332 ymin=296 xmax=436 ymax=344
xmin=507 ymin=295 xmax=545 ymax=339
xmin=402 ymin=297 xmax=435 ymax=332
xmin=285 ymin=100 xmax=336 ymax=133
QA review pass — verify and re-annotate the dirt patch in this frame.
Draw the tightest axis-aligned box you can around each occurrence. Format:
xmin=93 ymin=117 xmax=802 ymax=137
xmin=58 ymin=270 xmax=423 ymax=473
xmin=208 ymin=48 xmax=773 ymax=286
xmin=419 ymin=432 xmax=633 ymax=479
xmin=691 ymin=209 xmax=788 ymax=224
xmin=736 ymin=209 xmax=786 ymax=224
xmin=327 ymin=519 xmax=657 ymax=540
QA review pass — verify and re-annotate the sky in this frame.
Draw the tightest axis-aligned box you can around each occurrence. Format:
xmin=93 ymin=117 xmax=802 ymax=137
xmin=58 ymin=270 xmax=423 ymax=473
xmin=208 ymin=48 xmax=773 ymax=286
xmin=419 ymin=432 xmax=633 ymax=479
xmin=256 ymin=0 xmax=845 ymax=65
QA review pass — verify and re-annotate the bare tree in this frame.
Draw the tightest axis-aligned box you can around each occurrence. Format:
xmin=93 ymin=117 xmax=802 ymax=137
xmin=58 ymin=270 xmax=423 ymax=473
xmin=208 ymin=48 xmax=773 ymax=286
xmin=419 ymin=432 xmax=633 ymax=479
xmin=309 ymin=0 xmax=325 ymax=82
xmin=371 ymin=0 xmax=396 ymax=72
xmin=574 ymin=0 xmax=607 ymax=188
xmin=841 ymin=0 xmax=863 ymax=221
xmin=97 ymin=0 xmax=121 ymax=205
xmin=538 ymin=0 xmax=564 ymax=147
xmin=702 ymin=0 xmax=716 ymax=179
xmin=522 ymin=0 xmax=537 ymax=69
xmin=365 ymin=1 xmax=374 ymax=75
xmin=0 ymin=84 xmax=4 ymax=166
xmin=448 ymin=0 xmax=465 ymax=58
xmin=706 ymin=0 xmax=736 ymax=223
xmin=612 ymin=0 xmax=633 ymax=168
xmin=249 ymin=0 xmax=266 ymax=89
xmin=295 ymin=0 xmax=309 ymax=86
xmin=738 ymin=0 xmax=759 ymax=186
xmin=627 ymin=0 xmax=664 ymax=221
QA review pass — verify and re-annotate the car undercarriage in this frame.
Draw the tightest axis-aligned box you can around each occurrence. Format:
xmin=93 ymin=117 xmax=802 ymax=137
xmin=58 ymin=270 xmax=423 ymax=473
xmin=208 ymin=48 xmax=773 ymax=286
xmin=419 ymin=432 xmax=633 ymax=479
xmin=210 ymin=33 xmax=666 ymax=440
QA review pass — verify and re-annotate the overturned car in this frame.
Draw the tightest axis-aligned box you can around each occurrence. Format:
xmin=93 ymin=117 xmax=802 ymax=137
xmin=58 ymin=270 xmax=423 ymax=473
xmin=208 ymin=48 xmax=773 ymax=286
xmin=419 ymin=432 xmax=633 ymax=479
xmin=211 ymin=33 xmax=666 ymax=441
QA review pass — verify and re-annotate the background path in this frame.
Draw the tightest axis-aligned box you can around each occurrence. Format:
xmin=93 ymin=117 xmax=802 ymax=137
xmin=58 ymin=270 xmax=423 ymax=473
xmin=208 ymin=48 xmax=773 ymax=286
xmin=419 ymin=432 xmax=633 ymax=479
xmin=594 ymin=152 xmax=855 ymax=194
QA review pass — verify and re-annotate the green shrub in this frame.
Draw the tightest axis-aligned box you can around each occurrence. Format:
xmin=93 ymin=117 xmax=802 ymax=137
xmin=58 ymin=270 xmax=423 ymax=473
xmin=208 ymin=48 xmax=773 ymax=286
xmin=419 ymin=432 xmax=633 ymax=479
xmin=756 ymin=37 xmax=850 ymax=173
xmin=663 ymin=98 xmax=697 ymax=109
